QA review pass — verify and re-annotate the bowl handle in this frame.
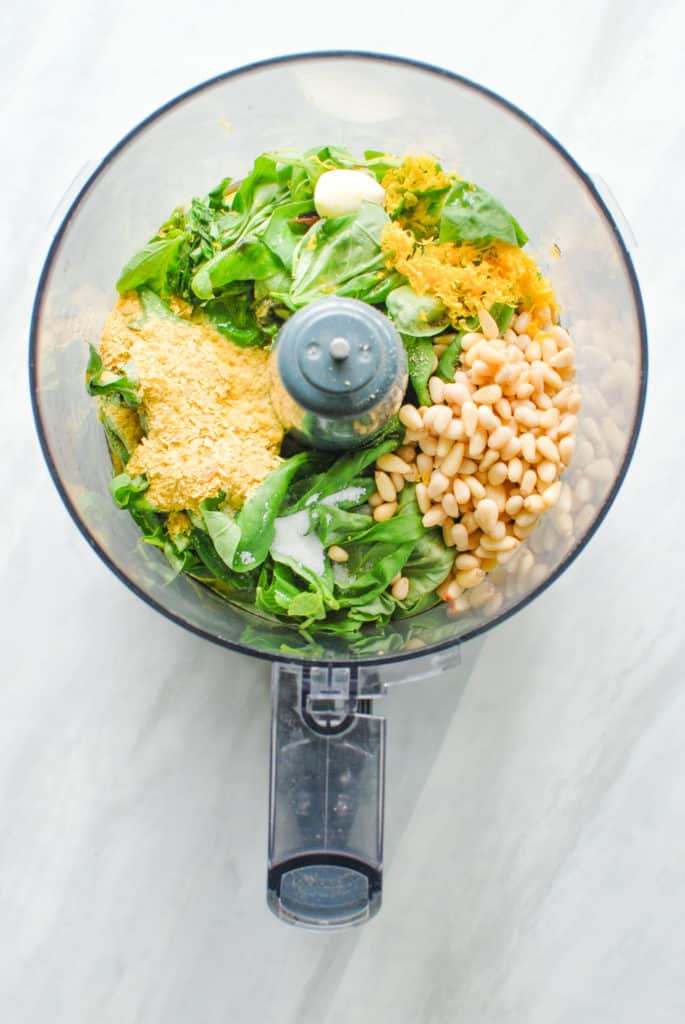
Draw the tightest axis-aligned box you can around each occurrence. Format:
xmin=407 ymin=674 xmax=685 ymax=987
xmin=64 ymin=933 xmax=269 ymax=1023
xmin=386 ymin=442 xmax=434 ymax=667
xmin=267 ymin=663 xmax=385 ymax=929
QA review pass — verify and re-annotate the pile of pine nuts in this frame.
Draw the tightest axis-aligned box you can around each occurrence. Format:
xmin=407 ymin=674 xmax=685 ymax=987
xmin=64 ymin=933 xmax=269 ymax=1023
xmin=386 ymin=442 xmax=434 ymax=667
xmin=367 ymin=306 xmax=580 ymax=615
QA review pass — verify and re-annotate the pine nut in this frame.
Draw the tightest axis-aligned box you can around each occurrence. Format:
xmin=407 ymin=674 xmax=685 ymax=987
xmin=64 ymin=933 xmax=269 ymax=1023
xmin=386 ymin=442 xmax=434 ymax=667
xmin=514 ymin=311 xmax=531 ymax=333
xmin=392 ymin=473 xmax=405 ymax=492
xmin=487 ymin=461 xmax=508 ymax=486
xmin=474 ymin=498 xmax=498 ymax=534
xmin=462 ymin=400 xmax=478 ymax=437
xmin=369 ymin=492 xmax=383 ymax=507
xmin=520 ymin=469 xmax=537 ymax=495
xmin=444 ymin=381 xmax=472 ymax=405
xmin=537 ymin=460 xmax=557 ymax=484
xmin=456 ymin=567 xmax=485 ymax=589
xmin=374 ymin=501 xmax=397 ymax=522
xmin=494 ymin=397 xmax=512 ymax=421
xmin=440 ymin=442 xmax=465 ymax=477
xmin=524 ymin=494 xmax=545 ymax=513
xmin=505 ymin=494 xmax=524 ymax=516
xmin=567 ymin=391 xmax=581 ymax=414
xmin=515 ymin=511 xmax=539 ymax=528
xmin=465 ymin=476 xmax=486 ymax=501
xmin=427 ymin=471 xmax=450 ymax=500
xmin=374 ymin=470 xmax=396 ymax=503
xmin=422 ymin=506 xmax=447 ymax=528
xmin=553 ymin=510 xmax=574 ymax=536
xmin=539 ymin=407 xmax=560 ymax=430
xmin=428 ymin=377 xmax=445 ymax=404
xmin=479 ymin=449 xmax=500 ymax=472
xmin=377 ymin=453 xmax=412 ymax=475
xmin=469 ymin=428 xmax=488 ymax=458
xmin=536 ymin=436 xmax=560 ymax=462
xmin=488 ymin=425 xmax=514 ymax=450
xmin=419 ymin=435 xmax=438 ymax=455
xmin=461 ymin=512 xmax=477 ymax=534
xmin=391 ymin=576 xmax=410 ymax=600
xmin=328 ymin=545 xmax=349 ymax=562
xmin=558 ymin=413 xmax=577 ymax=436
xmin=416 ymin=452 xmax=434 ymax=480
xmin=480 ymin=344 xmax=507 ymax=369
xmin=472 ymin=384 xmax=503 ymax=406
xmin=452 ymin=478 xmax=471 ymax=505
xmin=541 ymin=336 xmax=558 ymax=363
xmin=442 ymin=492 xmax=461 ymax=518
xmin=514 ymin=405 xmax=540 ymax=428
xmin=461 ymin=331 xmax=482 ymax=351
xmin=455 ymin=553 xmax=480 ymax=570
xmin=520 ymin=432 xmax=537 ymax=463
xmin=516 ymin=380 xmax=535 ymax=399
xmin=416 ymin=482 xmax=431 ymax=514
xmin=478 ymin=405 xmax=500 ymax=431
xmin=444 ymin=418 xmax=465 ymax=440
xmin=399 ymin=404 xmax=423 ymax=431
xmin=507 ymin=457 xmax=523 ymax=483
xmin=460 ymin=458 xmax=478 ymax=475
xmin=550 ymin=347 xmax=574 ymax=369
xmin=542 ymin=481 xmax=562 ymax=508
xmin=442 ymin=523 xmax=456 ymax=547
xmin=436 ymin=435 xmax=452 ymax=458
xmin=451 ymin=523 xmax=470 ymax=550
xmin=500 ymin=435 xmax=521 ymax=461
xmin=480 ymin=534 xmax=518 ymax=553
xmin=396 ymin=445 xmax=416 ymax=463
xmin=479 ymin=307 xmax=499 ymax=339
xmin=447 ymin=595 xmax=470 ymax=616
xmin=525 ymin=340 xmax=542 ymax=362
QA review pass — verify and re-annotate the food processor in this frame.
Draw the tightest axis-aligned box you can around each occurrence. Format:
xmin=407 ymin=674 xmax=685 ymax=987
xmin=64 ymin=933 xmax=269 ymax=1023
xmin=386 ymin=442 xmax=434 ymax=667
xmin=30 ymin=52 xmax=647 ymax=930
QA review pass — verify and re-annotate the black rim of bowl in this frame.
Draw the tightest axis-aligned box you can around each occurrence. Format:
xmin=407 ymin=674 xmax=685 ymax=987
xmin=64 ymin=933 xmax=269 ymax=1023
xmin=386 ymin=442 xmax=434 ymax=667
xmin=29 ymin=50 xmax=649 ymax=668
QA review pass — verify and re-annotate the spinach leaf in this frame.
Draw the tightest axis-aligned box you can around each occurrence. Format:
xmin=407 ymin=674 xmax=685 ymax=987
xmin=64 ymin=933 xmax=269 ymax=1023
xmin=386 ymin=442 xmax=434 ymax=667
xmin=363 ymin=150 xmax=403 ymax=181
xmin=191 ymin=237 xmax=282 ymax=300
xmin=207 ymin=176 xmax=232 ymax=210
xmin=439 ymin=181 xmax=528 ymax=247
xmin=109 ymin=473 xmax=156 ymax=511
xmin=290 ymin=431 xmax=401 ymax=512
xmin=137 ymin=286 xmax=180 ymax=321
xmin=201 ymin=287 xmax=265 ymax=346
xmin=394 ymin=531 xmax=454 ymax=614
xmin=200 ymin=452 xmax=317 ymax=573
xmin=490 ymin=302 xmax=515 ymax=333
xmin=336 ymin=540 xmax=416 ymax=607
xmin=261 ymin=200 xmax=316 ymax=271
xmin=402 ymin=335 xmax=435 ymax=407
xmin=436 ymin=333 xmax=464 ymax=382
xmin=86 ymin=345 xmax=140 ymax=409
xmin=386 ymin=285 xmax=449 ymax=337
xmin=289 ymin=201 xmax=389 ymax=307
xmin=336 ymin=268 xmax=406 ymax=304
xmin=116 ymin=234 xmax=186 ymax=295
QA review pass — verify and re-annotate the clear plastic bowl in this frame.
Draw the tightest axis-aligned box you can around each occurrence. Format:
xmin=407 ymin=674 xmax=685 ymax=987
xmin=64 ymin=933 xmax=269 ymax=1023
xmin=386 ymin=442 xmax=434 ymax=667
xmin=30 ymin=51 xmax=647 ymax=666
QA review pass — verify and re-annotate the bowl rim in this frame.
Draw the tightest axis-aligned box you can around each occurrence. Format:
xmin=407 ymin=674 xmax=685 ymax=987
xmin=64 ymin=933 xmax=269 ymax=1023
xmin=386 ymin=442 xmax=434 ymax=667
xmin=29 ymin=49 xmax=648 ymax=668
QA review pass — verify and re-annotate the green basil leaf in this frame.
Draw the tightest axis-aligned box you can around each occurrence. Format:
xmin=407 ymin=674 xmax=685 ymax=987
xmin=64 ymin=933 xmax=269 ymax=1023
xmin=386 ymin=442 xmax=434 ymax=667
xmin=439 ymin=181 xmax=528 ymax=247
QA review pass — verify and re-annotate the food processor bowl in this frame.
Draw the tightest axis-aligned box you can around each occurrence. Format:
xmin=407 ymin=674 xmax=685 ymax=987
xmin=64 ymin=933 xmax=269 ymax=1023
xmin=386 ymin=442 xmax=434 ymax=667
xmin=30 ymin=52 xmax=647 ymax=928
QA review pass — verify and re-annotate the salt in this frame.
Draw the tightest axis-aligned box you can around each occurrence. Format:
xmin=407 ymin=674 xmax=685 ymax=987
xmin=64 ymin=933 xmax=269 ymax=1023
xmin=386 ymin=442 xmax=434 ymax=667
xmin=271 ymin=510 xmax=325 ymax=576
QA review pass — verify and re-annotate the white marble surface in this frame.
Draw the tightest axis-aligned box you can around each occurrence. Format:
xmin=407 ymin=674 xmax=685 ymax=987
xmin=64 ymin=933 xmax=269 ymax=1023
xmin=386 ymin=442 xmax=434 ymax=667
xmin=2 ymin=2 xmax=684 ymax=1021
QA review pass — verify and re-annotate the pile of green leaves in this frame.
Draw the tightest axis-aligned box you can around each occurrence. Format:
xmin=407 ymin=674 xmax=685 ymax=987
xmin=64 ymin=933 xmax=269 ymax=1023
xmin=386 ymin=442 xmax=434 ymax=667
xmin=106 ymin=427 xmax=453 ymax=636
xmin=92 ymin=145 xmax=530 ymax=638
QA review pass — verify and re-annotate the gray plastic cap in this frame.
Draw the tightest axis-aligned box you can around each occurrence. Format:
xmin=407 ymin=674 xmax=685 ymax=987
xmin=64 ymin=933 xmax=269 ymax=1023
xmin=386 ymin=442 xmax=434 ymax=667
xmin=276 ymin=297 xmax=406 ymax=418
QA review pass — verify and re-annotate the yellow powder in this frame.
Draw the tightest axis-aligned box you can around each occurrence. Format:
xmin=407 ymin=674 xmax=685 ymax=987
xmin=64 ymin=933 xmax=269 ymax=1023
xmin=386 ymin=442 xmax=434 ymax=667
xmin=167 ymin=511 xmax=191 ymax=538
xmin=99 ymin=293 xmax=142 ymax=371
xmin=100 ymin=293 xmax=195 ymax=370
xmin=382 ymin=155 xmax=454 ymax=237
xmin=100 ymin=312 xmax=284 ymax=512
xmin=381 ymin=221 xmax=558 ymax=331
xmin=98 ymin=396 xmax=142 ymax=455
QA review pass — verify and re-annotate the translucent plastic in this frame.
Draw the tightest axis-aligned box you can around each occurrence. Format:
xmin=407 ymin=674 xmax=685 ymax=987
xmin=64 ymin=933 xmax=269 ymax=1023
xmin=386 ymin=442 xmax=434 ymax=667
xmin=30 ymin=53 xmax=647 ymax=666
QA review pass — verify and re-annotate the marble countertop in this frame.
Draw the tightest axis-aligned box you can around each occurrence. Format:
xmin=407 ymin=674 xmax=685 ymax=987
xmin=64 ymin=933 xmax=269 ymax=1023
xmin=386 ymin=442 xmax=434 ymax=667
xmin=2 ymin=2 xmax=684 ymax=1021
